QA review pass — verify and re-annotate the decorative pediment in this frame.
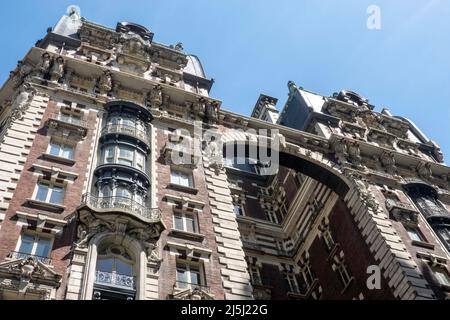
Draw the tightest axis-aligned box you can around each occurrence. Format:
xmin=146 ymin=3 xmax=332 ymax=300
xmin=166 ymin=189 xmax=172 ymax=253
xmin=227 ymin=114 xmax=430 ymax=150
xmin=0 ymin=256 xmax=62 ymax=291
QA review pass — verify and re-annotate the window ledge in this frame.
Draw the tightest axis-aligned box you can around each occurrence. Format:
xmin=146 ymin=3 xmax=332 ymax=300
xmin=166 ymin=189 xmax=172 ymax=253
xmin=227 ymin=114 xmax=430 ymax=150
xmin=411 ymin=240 xmax=435 ymax=250
xmin=25 ymin=199 xmax=65 ymax=213
xmin=168 ymin=183 xmax=198 ymax=195
xmin=169 ymin=229 xmax=205 ymax=242
xmin=41 ymin=153 xmax=75 ymax=166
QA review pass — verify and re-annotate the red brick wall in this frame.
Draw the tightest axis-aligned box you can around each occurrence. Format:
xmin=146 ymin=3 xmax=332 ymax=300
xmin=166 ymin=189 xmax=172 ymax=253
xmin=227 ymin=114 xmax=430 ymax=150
xmin=153 ymin=125 xmax=225 ymax=299
xmin=0 ymin=100 xmax=98 ymax=299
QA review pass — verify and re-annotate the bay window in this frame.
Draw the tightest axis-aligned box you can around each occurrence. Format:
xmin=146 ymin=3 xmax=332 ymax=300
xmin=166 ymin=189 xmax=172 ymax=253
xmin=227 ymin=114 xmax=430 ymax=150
xmin=102 ymin=144 xmax=147 ymax=172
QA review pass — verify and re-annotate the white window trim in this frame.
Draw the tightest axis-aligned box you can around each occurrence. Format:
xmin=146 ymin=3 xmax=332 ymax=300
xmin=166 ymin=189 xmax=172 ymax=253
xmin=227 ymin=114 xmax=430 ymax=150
xmin=285 ymin=273 xmax=300 ymax=293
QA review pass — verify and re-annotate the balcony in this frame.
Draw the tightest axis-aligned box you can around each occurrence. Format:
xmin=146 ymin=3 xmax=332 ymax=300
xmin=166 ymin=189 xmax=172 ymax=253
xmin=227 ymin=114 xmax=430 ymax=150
xmin=95 ymin=270 xmax=135 ymax=290
xmin=47 ymin=113 xmax=88 ymax=138
xmin=80 ymin=193 xmax=162 ymax=223
xmin=385 ymin=199 xmax=419 ymax=226
xmin=101 ymin=123 xmax=150 ymax=147
xmin=8 ymin=251 xmax=52 ymax=265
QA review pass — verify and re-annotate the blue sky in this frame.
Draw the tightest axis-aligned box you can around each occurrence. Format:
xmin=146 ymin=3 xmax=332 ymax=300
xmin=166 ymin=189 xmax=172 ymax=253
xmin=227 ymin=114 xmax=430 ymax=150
xmin=0 ymin=0 xmax=449 ymax=160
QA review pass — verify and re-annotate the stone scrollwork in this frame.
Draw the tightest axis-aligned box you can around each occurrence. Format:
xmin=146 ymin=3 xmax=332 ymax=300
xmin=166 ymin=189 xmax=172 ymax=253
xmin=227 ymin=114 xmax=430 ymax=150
xmin=346 ymin=172 xmax=381 ymax=214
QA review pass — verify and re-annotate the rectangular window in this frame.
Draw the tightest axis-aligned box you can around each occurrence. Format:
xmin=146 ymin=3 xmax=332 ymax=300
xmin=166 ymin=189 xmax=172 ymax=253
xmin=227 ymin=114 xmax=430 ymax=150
xmin=337 ymin=263 xmax=352 ymax=287
xmin=249 ymin=265 xmax=262 ymax=286
xmin=118 ymin=146 xmax=134 ymax=166
xmin=406 ymin=227 xmax=424 ymax=242
xmin=434 ymin=269 xmax=450 ymax=286
xmin=176 ymin=263 xmax=203 ymax=289
xmin=170 ymin=170 xmax=193 ymax=187
xmin=18 ymin=234 xmax=52 ymax=258
xmin=285 ymin=273 xmax=300 ymax=293
xmin=233 ymin=203 xmax=244 ymax=216
xmin=173 ymin=212 xmax=197 ymax=233
xmin=34 ymin=182 xmax=64 ymax=205
xmin=49 ymin=140 xmax=74 ymax=159
xmin=323 ymin=230 xmax=335 ymax=251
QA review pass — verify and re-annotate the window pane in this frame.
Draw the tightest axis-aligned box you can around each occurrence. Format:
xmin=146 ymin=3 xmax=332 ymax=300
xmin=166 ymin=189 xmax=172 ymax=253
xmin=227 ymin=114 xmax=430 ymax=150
xmin=170 ymin=171 xmax=180 ymax=185
xmin=176 ymin=265 xmax=188 ymax=287
xmin=115 ymin=259 xmax=133 ymax=276
xmin=434 ymin=270 xmax=450 ymax=286
xmin=407 ymin=228 xmax=422 ymax=242
xmin=116 ymin=187 xmax=131 ymax=199
xmin=35 ymin=238 xmax=51 ymax=257
xmin=174 ymin=214 xmax=184 ymax=231
xmin=190 ymin=269 xmax=201 ymax=285
xmin=62 ymin=145 xmax=74 ymax=159
xmin=19 ymin=234 xmax=35 ymax=254
xmin=49 ymin=186 xmax=64 ymax=204
xmin=105 ymin=147 xmax=115 ymax=163
xmin=35 ymin=183 xmax=49 ymax=202
xmin=185 ymin=216 xmax=196 ymax=233
xmin=97 ymin=259 xmax=114 ymax=273
xmin=49 ymin=142 xmax=60 ymax=156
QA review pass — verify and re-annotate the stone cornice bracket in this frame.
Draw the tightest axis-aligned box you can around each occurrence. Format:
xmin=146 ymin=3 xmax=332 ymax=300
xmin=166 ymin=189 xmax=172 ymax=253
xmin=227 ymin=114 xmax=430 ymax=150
xmin=379 ymin=151 xmax=398 ymax=176
xmin=9 ymin=83 xmax=36 ymax=124
xmin=416 ymin=161 xmax=433 ymax=180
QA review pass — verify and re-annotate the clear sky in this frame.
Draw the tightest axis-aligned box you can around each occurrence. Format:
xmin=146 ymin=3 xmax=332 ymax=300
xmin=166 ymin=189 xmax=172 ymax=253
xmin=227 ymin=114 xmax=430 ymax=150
xmin=0 ymin=0 xmax=449 ymax=160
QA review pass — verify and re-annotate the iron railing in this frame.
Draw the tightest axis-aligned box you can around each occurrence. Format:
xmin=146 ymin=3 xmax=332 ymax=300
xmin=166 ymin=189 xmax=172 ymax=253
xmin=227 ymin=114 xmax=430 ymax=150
xmin=95 ymin=271 xmax=135 ymax=290
xmin=49 ymin=113 xmax=88 ymax=128
xmin=101 ymin=124 xmax=150 ymax=145
xmin=8 ymin=251 xmax=52 ymax=265
xmin=81 ymin=193 xmax=162 ymax=222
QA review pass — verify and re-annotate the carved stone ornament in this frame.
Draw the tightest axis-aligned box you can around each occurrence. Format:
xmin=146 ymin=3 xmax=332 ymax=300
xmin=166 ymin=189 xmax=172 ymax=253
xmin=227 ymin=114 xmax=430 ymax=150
xmin=417 ymin=161 xmax=432 ymax=180
xmin=10 ymin=60 xmax=34 ymax=88
xmin=10 ymin=84 xmax=36 ymax=124
xmin=346 ymin=172 xmax=381 ymax=213
xmin=37 ymin=52 xmax=52 ymax=78
xmin=150 ymin=84 xmax=163 ymax=109
xmin=380 ymin=151 xmax=397 ymax=175
xmin=50 ymin=56 xmax=65 ymax=82
xmin=97 ymin=70 xmax=113 ymax=95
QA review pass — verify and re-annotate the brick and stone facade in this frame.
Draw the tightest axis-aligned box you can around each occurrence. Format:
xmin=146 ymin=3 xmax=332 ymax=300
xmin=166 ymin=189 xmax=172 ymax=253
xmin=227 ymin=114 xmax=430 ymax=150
xmin=0 ymin=10 xmax=449 ymax=300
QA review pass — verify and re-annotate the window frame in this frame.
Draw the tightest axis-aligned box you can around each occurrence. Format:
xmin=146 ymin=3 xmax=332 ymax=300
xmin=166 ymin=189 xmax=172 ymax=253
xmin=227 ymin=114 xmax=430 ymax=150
xmin=33 ymin=181 xmax=65 ymax=205
xmin=175 ymin=261 xmax=205 ymax=289
xmin=173 ymin=211 xmax=198 ymax=234
xmin=102 ymin=144 xmax=147 ymax=172
xmin=48 ymin=139 xmax=75 ymax=160
xmin=170 ymin=169 xmax=194 ymax=188
xmin=15 ymin=232 xmax=53 ymax=258
xmin=285 ymin=273 xmax=300 ymax=293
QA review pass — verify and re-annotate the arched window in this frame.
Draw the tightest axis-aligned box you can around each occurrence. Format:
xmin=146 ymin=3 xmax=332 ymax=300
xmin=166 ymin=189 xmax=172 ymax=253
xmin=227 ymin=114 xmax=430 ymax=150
xmin=94 ymin=245 xmax=136 ymax=300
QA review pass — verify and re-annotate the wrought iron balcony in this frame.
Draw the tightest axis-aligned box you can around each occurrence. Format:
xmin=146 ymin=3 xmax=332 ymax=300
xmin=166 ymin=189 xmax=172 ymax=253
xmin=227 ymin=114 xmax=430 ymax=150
xmin=49 ymin=113 xmax=88 ymax=128
xmin=81 ymin=193 xmax=162 ymax=223
xmin=8 ymin=251 xmax=52 ymax=265
xmin=174 ymin=281 xmax=211 ymax=294
xmin=101 ymin=123 xmax=150 ymax=146
xmin=95 ymin=271 xmax=135 ymax=290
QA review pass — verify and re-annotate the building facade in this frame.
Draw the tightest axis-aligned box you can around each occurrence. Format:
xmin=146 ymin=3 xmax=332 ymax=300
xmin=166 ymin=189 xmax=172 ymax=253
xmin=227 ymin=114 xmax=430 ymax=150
xmin=0 ymin=10 xmax=450 ymax=300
